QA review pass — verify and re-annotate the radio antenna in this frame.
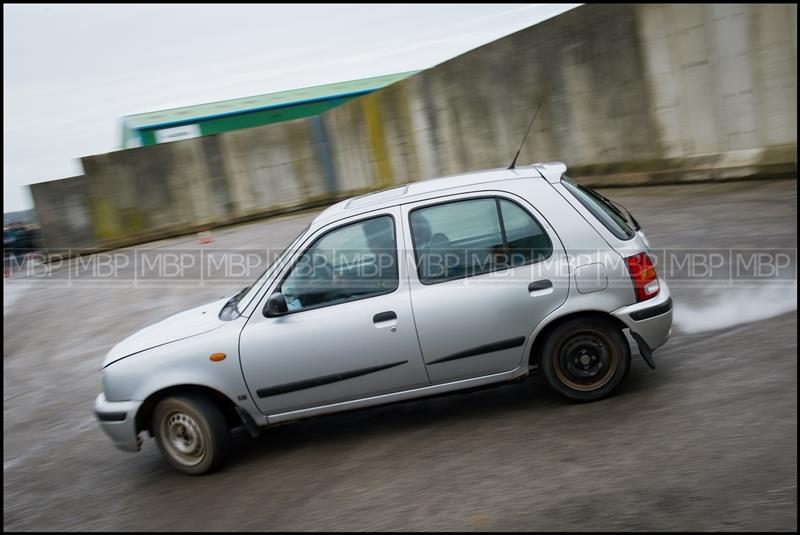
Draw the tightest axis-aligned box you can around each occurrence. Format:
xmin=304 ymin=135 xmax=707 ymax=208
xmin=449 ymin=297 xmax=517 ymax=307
xmin=508 ymin=102 xmax=542 ymax=170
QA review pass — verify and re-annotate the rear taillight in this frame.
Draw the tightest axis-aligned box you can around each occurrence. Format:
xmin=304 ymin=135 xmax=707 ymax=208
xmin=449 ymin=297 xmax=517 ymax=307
xmin=626 ymin=252 xmax=660 ymax=302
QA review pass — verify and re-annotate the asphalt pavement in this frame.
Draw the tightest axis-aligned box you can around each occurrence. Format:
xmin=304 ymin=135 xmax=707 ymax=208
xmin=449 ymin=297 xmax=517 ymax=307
xmin=3 ymin=178 xmax=797 ymax=531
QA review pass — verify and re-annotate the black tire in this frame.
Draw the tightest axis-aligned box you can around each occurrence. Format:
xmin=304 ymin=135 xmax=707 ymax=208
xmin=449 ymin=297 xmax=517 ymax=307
xmin=152 ymin=395 xmax=231 ymax=475
xmin=539 ymin=317 xmax=630 ymax=402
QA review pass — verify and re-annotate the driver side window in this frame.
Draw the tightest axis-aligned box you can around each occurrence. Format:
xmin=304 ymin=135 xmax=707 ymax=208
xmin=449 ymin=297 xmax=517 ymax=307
xmin=280 ymin=215 xmax=398 ymax=312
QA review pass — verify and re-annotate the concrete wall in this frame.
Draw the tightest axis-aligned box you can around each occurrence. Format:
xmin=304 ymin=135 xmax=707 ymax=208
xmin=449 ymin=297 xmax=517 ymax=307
xmin=29 ymin=175 xmax=94 ymax=250
xmin=30 ymin=3 xmax=797 ymax=250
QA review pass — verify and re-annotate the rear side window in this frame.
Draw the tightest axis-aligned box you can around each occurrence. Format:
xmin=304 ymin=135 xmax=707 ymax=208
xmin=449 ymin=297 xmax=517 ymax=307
xmin=499 ymin=199 xmax=552 ymax=267
xmin=410 ymin=197 xmax=552 ymax=284
xmin=561 ymin=176 xmax=635 ymax=240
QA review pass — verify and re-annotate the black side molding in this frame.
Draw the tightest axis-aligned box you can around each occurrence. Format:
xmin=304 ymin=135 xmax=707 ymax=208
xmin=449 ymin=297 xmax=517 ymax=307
xmin=95 ymin=411 xmax=127 ymax=422
xmin=630 ymin=297 xmax=673 ymax=321
xmin=257 ymin=360 xmax=408 ymax=398
xmin=428 ymin=336 xmax=526 ymax=365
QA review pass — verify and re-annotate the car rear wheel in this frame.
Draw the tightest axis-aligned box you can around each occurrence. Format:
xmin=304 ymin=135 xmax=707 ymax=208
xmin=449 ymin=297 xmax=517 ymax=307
xmin=540 ymin=317 xmax=630 ymax=402
xmin=152 ymin=395 xmax=231 ymax=475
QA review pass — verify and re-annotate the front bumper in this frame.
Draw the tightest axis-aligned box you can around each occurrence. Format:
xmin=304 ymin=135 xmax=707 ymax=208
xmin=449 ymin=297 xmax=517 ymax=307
xmin=612 ymin=279 xmax=673 ymax=351
xmin=94 ymin=393 xmax=143 ymax=452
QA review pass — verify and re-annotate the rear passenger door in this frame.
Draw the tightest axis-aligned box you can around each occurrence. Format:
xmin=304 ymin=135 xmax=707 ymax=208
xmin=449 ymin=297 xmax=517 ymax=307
xmin=401 ymin=193 xmax=569 ymax=384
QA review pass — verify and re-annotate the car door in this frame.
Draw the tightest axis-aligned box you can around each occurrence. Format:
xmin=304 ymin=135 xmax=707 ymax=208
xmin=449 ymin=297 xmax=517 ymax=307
xmin=401 ymin=192 xmax=569 ymax=384
xmin=239 ymin=208 xmax=430 ymax=417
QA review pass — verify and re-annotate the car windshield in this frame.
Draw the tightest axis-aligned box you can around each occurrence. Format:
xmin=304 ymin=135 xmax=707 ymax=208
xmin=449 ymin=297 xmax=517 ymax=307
xmin=218 ymin=225 xmax=310 ymax=320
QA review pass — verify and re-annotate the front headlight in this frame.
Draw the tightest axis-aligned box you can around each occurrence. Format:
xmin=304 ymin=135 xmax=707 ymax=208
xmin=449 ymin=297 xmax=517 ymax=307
xmin=101 ymin=368 xmax=121 ymax=401
xmin=101 ymin=357 xmax=138 ymax=402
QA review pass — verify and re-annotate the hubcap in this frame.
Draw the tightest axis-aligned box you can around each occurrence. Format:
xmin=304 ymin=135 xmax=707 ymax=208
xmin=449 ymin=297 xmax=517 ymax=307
xmin=162 ymin=411 xmax=205 ymax=467
xmin=554 ymin=330 xmax=619 ymax=391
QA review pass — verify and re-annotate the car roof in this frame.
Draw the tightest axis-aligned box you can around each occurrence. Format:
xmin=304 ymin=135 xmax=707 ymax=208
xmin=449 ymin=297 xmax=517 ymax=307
xmin=313 ymin=161 xmax=567 ymax=226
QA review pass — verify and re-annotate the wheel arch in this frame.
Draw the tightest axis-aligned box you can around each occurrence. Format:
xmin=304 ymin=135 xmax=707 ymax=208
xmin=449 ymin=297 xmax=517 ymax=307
xmin=528 ymin=310 xmax=629 ymax=368
xmin=136 ymin=384 xmax=241 ymax=436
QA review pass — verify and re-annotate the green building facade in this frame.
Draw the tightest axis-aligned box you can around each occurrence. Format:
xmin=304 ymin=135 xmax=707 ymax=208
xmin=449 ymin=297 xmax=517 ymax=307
xmin=121 ymin=71 xmax=418 ymax=148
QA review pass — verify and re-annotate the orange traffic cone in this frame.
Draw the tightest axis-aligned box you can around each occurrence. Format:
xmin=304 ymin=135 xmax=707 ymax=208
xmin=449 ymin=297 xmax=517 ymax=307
xmin=198 ymin=228 xmax=213 ymax=244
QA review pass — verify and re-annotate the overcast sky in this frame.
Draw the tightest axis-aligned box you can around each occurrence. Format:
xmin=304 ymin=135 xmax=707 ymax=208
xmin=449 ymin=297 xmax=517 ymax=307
xmin=3 ymin=3 xmax=578 ymax=213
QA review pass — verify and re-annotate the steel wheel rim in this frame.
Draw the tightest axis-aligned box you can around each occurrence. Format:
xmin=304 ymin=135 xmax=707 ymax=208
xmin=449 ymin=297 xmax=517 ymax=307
xmin=161 ymin=411 xmax=206 ymax=467
xmin=553 ymin=329 xmax=619 ymax=392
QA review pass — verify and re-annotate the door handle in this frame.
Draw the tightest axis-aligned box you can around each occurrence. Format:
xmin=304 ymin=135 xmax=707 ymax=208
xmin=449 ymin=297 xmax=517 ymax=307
xmin=528 ymin=279 xmax=553 ymax=292
xmin=373 ymin=311 xmax=397 ymax=323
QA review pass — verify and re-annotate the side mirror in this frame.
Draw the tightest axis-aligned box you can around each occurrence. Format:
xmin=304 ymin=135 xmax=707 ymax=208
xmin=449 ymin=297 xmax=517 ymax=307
xmin=265 ymin=292 xmax=288 ymax=316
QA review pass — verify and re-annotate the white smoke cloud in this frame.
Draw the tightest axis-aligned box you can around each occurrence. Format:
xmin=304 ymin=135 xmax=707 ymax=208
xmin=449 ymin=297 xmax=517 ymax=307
xmin=673 ymin=286 xmax=797 ymax=334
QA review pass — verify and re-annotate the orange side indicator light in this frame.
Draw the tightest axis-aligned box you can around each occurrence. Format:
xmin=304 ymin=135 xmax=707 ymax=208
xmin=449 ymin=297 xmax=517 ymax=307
xmin=209 ymin=353 xmax=226 ymax=362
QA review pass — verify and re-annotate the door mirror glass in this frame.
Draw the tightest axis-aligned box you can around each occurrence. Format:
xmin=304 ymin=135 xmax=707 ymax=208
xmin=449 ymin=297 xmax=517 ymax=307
xmin=265 ymin=292 xmax=289 ymax=316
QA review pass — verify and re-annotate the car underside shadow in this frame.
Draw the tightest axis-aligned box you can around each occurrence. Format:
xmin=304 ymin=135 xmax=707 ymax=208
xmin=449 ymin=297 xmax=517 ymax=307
xmin=225 ymin=368 xmax=663 ymax=469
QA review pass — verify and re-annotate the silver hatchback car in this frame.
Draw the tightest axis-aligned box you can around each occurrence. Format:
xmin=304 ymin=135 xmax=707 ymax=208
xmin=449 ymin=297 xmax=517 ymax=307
xmin=95 ymin=162 xmax=672 ymax=474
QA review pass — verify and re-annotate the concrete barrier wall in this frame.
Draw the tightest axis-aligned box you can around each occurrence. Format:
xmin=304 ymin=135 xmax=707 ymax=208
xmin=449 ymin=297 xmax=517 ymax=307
xmin=30 ymin=3 xmax=797 ymax=250
xmin=29 ymin=175 xmax=94 ymax=249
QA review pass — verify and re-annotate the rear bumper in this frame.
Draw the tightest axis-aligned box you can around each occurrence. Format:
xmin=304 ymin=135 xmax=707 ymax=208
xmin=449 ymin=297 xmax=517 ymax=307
xmin=94 ymin=393 xmax=142 ymax=452
xmin=612 ymin=279 xmax=673 ymax=350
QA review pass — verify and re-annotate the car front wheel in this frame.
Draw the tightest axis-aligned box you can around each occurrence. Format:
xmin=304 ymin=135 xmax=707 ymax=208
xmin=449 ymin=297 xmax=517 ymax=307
xmin=152 ymin=395 xmax=231 ymax=475
xmin=540 ymin=317 xmax=631 ymax=402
